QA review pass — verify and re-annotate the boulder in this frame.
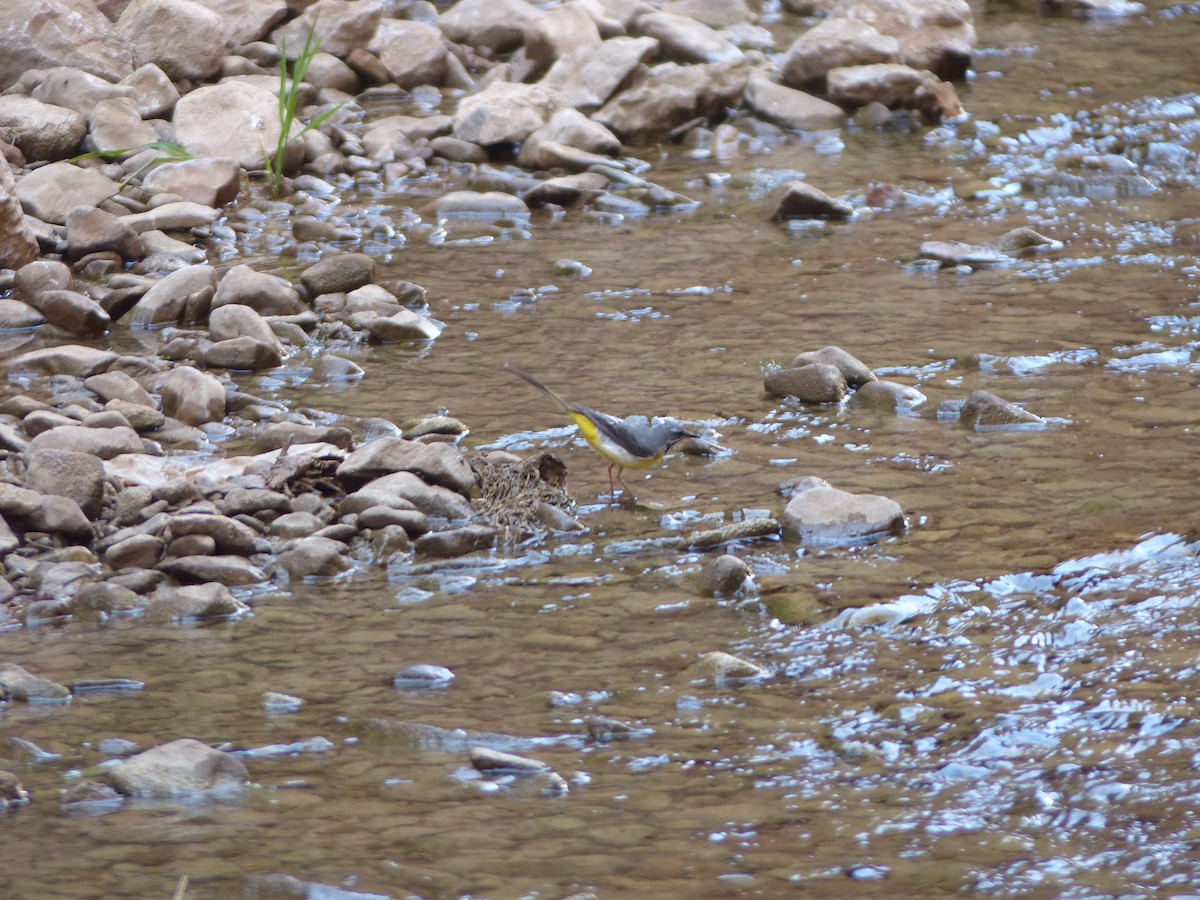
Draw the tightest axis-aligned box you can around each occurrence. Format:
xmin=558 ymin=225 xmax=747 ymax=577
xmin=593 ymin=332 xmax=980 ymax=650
xmin=0 ymin=0 xmax=133 ymax=92
xmin=88 ymin=96 xmax=159 ymax=153
xmin=107 ymin=739 xmax=248 ymax=797
xmin=781 ymin=475 xmax=905 ymax=546
xmin=65 ymin=206 xmax=145 ymax=262
xmin=28 ymin=425 xmax=143 ymax=459
xmin=212 ymin=264 xmax=306 ymax=316
xmin=0 ymin=155 xmax=38 ymax=269
xmin=337 ymin=438 xmax=476 ymax=496
xmin=116 ymin=0 xmax=225 ymax=80
xmin=14 ymin=162 xmax=119 ymax=225
xmin=593 ymin=56 xmax=749 ymax=140
xmin=355 ymin=471 xmax=473 ymax=519
xmin=764 ymin=363 xmax=849 ymax=403
xmin=764 ymin=180 xmax=854 ymax=220
xmin=7 ymin=345 xmax=117 ymax=378
xmin=23 ymin=289 xmax=110 ymax=336
xmin=174 ymin=81 xmax=296 ymax=168
xmin=273 ymin=0 xmax=383 ymax=58
xmin=851 ymin=379 xmax=926 ymax=412
xmin=790 ymin=346 xmax=875 ymax=387
xmin=160 ymin=366 xmax=225 ymax=425
xmin=525 ymin=4 xmax=602 ymax=77
xmin=204 ymin=337 xmax=283 ymax=371
xmin=192 ymin=0 xmax=287 ymax=45
xmin=452 ymin=81 xmax=564 ymax=146
xmin=300 ymin=253 xmax=375 ymax=296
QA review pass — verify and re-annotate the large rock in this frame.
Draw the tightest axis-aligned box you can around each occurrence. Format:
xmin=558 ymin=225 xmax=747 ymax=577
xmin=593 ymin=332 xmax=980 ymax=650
xmin=192 ymin=0 xmax=287 ymax=45
xmin=23 ymin=289 xmax=111 ymax=336
xmin=374 ymin=20 xmax=447 ymax=90
xmin=108 ymin=738 xmax=248 ymax=797
xmin=337 ymin=438 xmax=476 ymax=496
xmin=959 ymin=390 xmax=1044 ymax=429
xmin=273 ymin=0 xmax=383 ymax=58
xmin=780 ymin=17 xmax=898 ymax=88
xmin=356 ymin=471 xmax=473 ymax=520
xmin=24 ymin=448 xmax=106 ymax=516
xmin=635 ymin=11 xmax=743 ymax=64
xmin=826 ymin=62 xmax=937 ymax=109
xmin=0 ymin=0 xmax=133 ymax=92
xmin=764 ymin=363 xmax=849 ymax=403
xmin=129 ymin=264 xmax=216 ymax=329
xmin=28 ymin=425 xmax=144 ymax=459
xmin=438 ymin=0 xmax=541 ymax=52
xmin=452 ymin=81 xmax=564 ymax=146
xmin=781 ymin=476 xmax=905 ymax=546
xmin=66 ymin=206 xmax=145 ymax=261
xmin=744 ymin=71 xmax=847 ymax=131
xmin=593 ymin=57 xmax=749 ymax=140
xmin=14 ymin=162 xmax=120 ymax=225
xmin=160 ymin=366 xmax=226 ymax=426
xmin=790 ymin=346 xmax=876 ymax=387
xmin=7 ymin=345 xmax=117 ymax=378
xmin=837 ymin=0 xmax=974 ymax=81
xmin=212 ymin=264 xmax=307 ymax=316
xmin=142 ymin=158 xmax=241 ymax=207
xmin=540 ymin=36 xmax=659 ymax=112
xmin=208 ymin=304 xmax=282 ymax=349
xmin=0 ymin=96 xmax=86 ymax=162
xmin=121 ymin=63 xmax=180 ymax=118
xmin=0 ymin=155 xmax=38 ymax=269
xmin=116 ymin=0 xmax=225 ymax=81
xmin=300 ymin=253 xmax=374 ymax=297
xmin=204 ymin=337 xmax=283 ymax=371
xmin=173 ymin=82 xmax=296 ymax=169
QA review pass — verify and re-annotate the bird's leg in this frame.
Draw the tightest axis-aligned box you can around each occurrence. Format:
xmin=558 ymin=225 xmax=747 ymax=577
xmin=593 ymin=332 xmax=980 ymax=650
xmin=607 ymin=463 xmax=618 ymax=502
xmin=615 ymin=466 xmax=636 ymax=502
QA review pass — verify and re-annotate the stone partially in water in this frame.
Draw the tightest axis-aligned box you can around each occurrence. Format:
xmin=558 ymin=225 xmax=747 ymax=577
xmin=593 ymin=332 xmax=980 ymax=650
xmin=693 ymin=553 xmax=752 ymax=596
xmin=690 ymin=651 xmax=770 ymax=683
xmin=959 ymin=390 xmax=1045 ymax=429
xmin=851 ymin=379 xmax=926 ymax=412
xmin=0 ymin=663 xmax=71 ymax=702
xmin=764 ymin=363 xmax=849 ymax=403
xmin=337 ymin=438 xmax=476 ymax=496
xmin=107 ymin=738 xmax=248 ymax=797
xmin=790 ymin=346 xmax=876 ymax=387
xmin=780 ymin=475 xmax=905 ymax=546
xmin=765 ymin=179 xmax=854 ymax=220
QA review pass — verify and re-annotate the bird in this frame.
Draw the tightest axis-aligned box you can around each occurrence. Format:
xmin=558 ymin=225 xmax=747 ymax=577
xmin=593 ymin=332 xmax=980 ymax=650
xmin=504 ymin=363 xmax=695 ymax=501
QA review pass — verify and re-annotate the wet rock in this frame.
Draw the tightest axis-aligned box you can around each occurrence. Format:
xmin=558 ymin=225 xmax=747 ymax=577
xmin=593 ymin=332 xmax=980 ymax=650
xmin=116 ymin=0 xmax=224 ymax=81
xmin=695 ymin=553 xmax=751 ymax=596
xmin=594 ymin=56 xmax=749 ymax=140
xmin=167 ymin=511 xmax=259 ymax=555
xmin=585 ymin=715 xmax=644 ymax=743
xmin=744 ymin=71 xmax=847 ymax=131
xmin=160 ymin=365 xmax=225 ymax=425
xmin=852 ymin=379 xmax=926 ymax=411
xmin=129 ymin=264 xmax=216 ymax=329
xmin=212 ymin=264 xmax=306 ymax=316
xmin=146 ymin=582 xmax=248 ymax=620
xmin=912 ymin=76 xmax=964 ymax=124
xmin=338 ymin=438 xmax=476 ymax=495
xmin=173 ymin=81 xmax=294 ymax=168
xmin=0 ymin=155 xmax=38 ymax=268
xmin=1042 ymin=0 xmax=1145 ymax=16
xmin=374 ymin=20 xmax=447 ymax=90
xmin=393 ymin=664 xmax=455 ymax=689
xmin=204 ymin=336 xmax=283 ymax=371
xmin=107 ymin=738 xmax=248 ymax=797
xmin=781 ymin=17 xmax=898 ymax=88
xmin=416 ymin=524 xmax=495 ymax=558
xmin=959 ymin=390 xmax=1044 ymax=429
xmin=263 ymin=691 xmax=302 ymax=713
xmin=0 ymin=1 xmax=132 ymax=92
xmin=468 ymin=746 xmax=549 ymax=774
xmin=107 ymin=399 xmax=165 ymax=432
xmin=159 ymin=555 xmax=267 ymax=585
xmin=791 ymin=346 xmax=876 ymax=387
xmin=29 ymin=424 xmax=143 ymax=459
xmin=71 ymin=581 xmax=141 ymax=613
xmin=301 ymin=253 xmax=375 ymax=297
xmin=362 ymin=309 xmax=442 ymax=343
xmin=60 ymin=779 xmax=122 ymax=809
xmin=25 ymin=448 xmax=106 ymax=516
xmin=269 ymin=511 xmax=323 ymax=538
xmin=104 ymin=532 xmax=164 ymax=568
xmin=277 ymin=535 xmax=352 ymax=579
xmin=439 ymin=0 xmax=541 ymax=53
xmin=992 ymin=226 xmax=1063 ymax=256
xmin=357 ymin=471 xmax=474 ymax=519
xmin=685 ymin=517 xmax=781 ymax=549
xmin=0 ymin=771 xmax=29 ymax=809
xmin=0 ymin=299 xmax=43 ymax=329
xmin=23 ymin=289 xmax=110 ymax=336
xmin=14 ymin=162 xmax=120 ymax=224
xmin=826 ymin=62 xmax=938 ymax=110
xmin=781 ymin=475 xmax=905 ymax=546
xmin=452 ymin=81 xmax=563 ymax=146
xmin=429 ymin=136 xmax=488 ymax=164
xmin=84 ymin=370 xmax=156 ymax=408
xmin=253 ymin=422 xmax=353 ymax=452
xmin=525 ymin=4 xmax=602 ymax=77
xmin=7 ymin=343 xmax=111 ymax=378
xmin=142 ymin=158 xmax=241 ymax=207
xmin=541 ymin=35 xmax=659 ymax=111
xmin=636 ymin=11 xmax=743 ymax=64
xmin=0 ymin=663 xmax=71 ymax=702
xmin=218 ymin=488 xmax=293 ymax=518
xmin=524 ymin=172 xmax=609 ymax=207
xmin=765 ymin=180 xmax=854 ymax=220
xmin=210 ymin=305 xmax=281 ymax=349
xmin=691 ymin=650 xmax=770 ymax=683
xmin=435 ymin=191 xmax=530 ymax=220
xmin=357 ymin=505 xmax=430 ymax=536
xmin=765 ymin=363 xmax=849 ymax=403
xmin=0 ymin=96 xmax=87 ymax=162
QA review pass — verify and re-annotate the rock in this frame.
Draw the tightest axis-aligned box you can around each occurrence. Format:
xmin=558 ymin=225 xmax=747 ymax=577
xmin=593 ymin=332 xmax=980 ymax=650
xmin=0 ymin=483 xmax=45 ymax=518
xmin=765 ymin=180 xmax=854 ymax=220
xmin=29 ymin=424 xmax=143 ymax=459
xmin=104 ymin=532 xmax=165 ymax=569
xmin=374 ymin=20 xmax=447 ymax=89
xmin=160 ymin=555 xmax=268 ymax=585
xmin=119 ymin=201 xmax=220 ymax=233
xmin=695 ymin=553 xmax=751 ymax=596
xmin=14 ymin=259 xmax=70 ymax=298
xmin=273 ymin=0 xmax=383 ymax=58
xmin=209 ymin=304 xmax=281 ymax=348
xmin=0 ymin=0 xmax=133 ymax=92
xmin=60 ymin=779 xmax=122 ymax=808
xmin=203 ymin=337 xmax=282 ymax=371
xmin=523 ymin=108 xmax=621 ymax=159
xmin=84 ymin=370 xmax=157 ymax=407
xmin=0 ymin=663 xmax=71 ymax=702
xmin=959 ymin=390 xmax=1045 ymax=429
xmin=393 ymin=663 xmax=454 ymax=689
xmin=0 ymin=154 xmax=38 ymax=268
xmin=277 ymin=535 xmax=351 ymax=579
xmin=31 ymin=66 xmax=133 ymax=115
xmin=826 ymin=62 xmax=940 ymax=110
xmin=780 ymin=17 xmax=898 ymax=88
xmin=356 ymin=471 xmax=473 ymax=520
xmin=525 ymin=4 xmax=601 ymax=77
xmin=301 ymin=253 xmax=375 ymax=297
xmin=764 ymin=363 xmax=849 ymax=403
xmin=468 ymin=746 xmax=548 ymax=774
xmin=593 ymin=56 xmax=750 ymax=141
xmin=685 ymin=517 xmax=781 ymax=549
xmin=107 ymin=738 xmax=248 ymax=797
xmin=635 ymin=11 xmax=743 ymax=64
xmin=524 ymin=172 xmax=609 ymax=207
xmin=116 ymin=0 xmax=224 ymax=81
xmin=452 ymin=81 xmax=563 ymax=146
xmin=791 ymin=346 xmax=876 ymax=387
xmin=166 ymin=511 xmax=258 ymax=555
xmin=416 ymin=524 xmax=495 ymax=557
xmin=145 ymin=582 xmax=248 ymax=621
xmin=0 ymin=95 xmax=87 ymax=162
xmin=252 ymin=422 xmax=353 ymax=451
xmin=852 ymin=380 xmax=926 ymax=411
xmin=65 ymin=207 xmax=144 ymax=262
xmin=669 ymin=0 xmax=752 ymax=27
xmin=356 ymin=505 xmax=430 ymax=536
xmin=0 ymin=771 xmax=30 ymax=809
xmin=429 ymin=136 xmax=487 ymax=164
xmin=435 ymin=191 xmax=530 ymax=220
xmin=438 ymin=0 xmax=541 ymax=52
xmin=781 ymin=475 xmax=905 ymax=546
xmin=89 ymin=96 xmax=159 ymax=153
xmin=160 ymin=366 xmax=226 ymax=425
xmin=6 ymin=345 xmax=117 ymax=378
xmin=24 ymin=448 xmax=106 ymax=516
xmin=21 ymin=289 xmax=110 ymax=336
xmin=14 ymin=161 xmax=119 ymax=224
xmin=837 ymin=0 xmax=975 ymax=81
xmin=363 ymin=309 xmax=442 ymax=342
xmin=541 ymin=35 xmax=659 ymax=112
xmin=0 ymin=299 xmax=44 ymax=329
xmin=142 ymin=158 xmax=241 ymax=207
xmin=337 ymin=438 xmax=476 ymax=495
xmin=173 ymin=81 xmax=296 ymax=169
xmin=212 ymin=264 xmax=306 ymax=316
xmin=122 ymin=63 xmax=180 ymax=118
xmin=130 ymin=264 xmax=216 ymax=328
xmin=691 ymin=650 xmax=770 ymax=682
xmin=744 ymin=71 xmax=847 ymax=131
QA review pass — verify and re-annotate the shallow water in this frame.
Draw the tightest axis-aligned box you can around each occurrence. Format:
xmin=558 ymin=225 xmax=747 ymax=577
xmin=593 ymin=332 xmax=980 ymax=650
xmin=4 ymin=3 xmax=1200 ymax=898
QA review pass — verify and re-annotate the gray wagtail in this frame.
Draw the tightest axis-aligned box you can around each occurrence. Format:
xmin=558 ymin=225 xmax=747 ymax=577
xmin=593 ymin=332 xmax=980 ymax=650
xmin=505 ymin=363 xmax=695 ymax=499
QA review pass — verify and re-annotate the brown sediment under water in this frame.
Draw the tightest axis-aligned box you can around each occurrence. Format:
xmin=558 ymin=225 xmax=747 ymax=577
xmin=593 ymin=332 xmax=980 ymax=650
xmin=5 ymin=4 xmax=1200 ymax=898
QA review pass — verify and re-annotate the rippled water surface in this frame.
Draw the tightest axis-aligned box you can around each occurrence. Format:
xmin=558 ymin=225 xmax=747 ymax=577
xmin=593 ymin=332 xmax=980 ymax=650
xmin=5 ymin=3 xmax=1200 ymax=898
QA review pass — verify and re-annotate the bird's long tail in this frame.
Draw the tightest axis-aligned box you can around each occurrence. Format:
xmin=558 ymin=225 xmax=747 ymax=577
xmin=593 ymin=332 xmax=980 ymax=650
xmin=504 ymin=363 xmax=574 ymax=414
